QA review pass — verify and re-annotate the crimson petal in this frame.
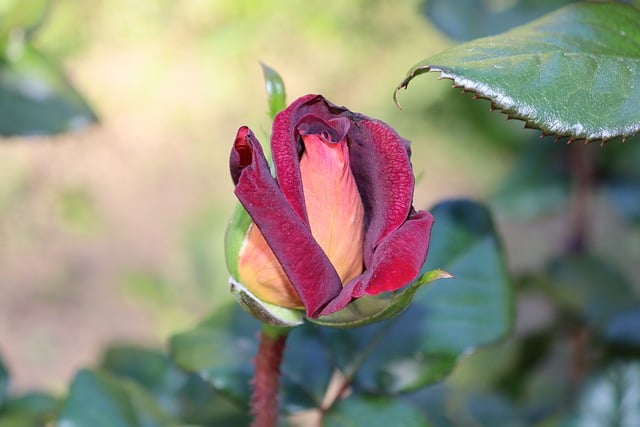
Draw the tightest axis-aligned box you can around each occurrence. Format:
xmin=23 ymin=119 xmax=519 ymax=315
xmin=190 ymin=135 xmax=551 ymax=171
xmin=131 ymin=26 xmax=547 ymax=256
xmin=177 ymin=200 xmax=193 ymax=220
xmin=318 ymin=209 xmax=434 ymax=316
xmin=231 ymin=126 xmax=343 ymax=317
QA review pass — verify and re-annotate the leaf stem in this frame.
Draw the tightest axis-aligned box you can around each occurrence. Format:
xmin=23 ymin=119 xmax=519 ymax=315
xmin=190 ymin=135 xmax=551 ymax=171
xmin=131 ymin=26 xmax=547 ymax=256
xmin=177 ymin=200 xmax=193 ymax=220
xmin=251 ymin=324 xmax=289 ymax=427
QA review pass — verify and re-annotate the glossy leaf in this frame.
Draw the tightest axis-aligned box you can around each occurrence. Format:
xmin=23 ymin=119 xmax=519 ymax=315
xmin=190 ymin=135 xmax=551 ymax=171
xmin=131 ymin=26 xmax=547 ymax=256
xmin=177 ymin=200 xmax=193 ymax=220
xmin=260 ymin=62 xmax=286 ymax=120
xmin=324 ymin=395 xmax=430 ymax=427
xmin=567 ymin=362 xmax=640 ymax=426
xmin=422 ymin=0 xmax=577 ymax=42
xmin=397 ymin=2 xmax=640 ymax=141
xmin=56 ymin=369 xmax=174 ymax=427
xmin=325 ymin=200 xmax=513 ymax=394
xmin=0 ymin=46 xmax=97 ymax=137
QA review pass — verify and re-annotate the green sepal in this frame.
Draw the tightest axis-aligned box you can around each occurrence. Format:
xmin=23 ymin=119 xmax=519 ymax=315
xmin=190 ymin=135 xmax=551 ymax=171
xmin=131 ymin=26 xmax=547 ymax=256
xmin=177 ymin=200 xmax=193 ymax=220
xmin=260 ymin=62 xmax=286 ymax=121
xmin=230 ymin=277 xmax=304 ymax=328
xmin=308 ymin=269 xmax=452 ymax=329
xmin=224 ymin=203 xmax=252 ymax=281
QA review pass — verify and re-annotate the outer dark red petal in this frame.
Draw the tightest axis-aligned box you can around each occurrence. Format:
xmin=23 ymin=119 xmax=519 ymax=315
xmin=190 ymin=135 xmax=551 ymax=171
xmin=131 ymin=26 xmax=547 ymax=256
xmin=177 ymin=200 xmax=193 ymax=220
xmin=346 ymin=118 xmax=415 ymax=268
xmin=317 ymin=209 xmax=434 ymax=316
xmin=231 ymin=126 xmax=343 ymax=317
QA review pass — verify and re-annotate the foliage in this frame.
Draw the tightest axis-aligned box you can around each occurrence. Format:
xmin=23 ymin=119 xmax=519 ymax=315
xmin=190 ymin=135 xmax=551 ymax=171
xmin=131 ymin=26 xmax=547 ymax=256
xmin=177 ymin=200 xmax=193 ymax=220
xmin=1 ymin=0 xmax=640 ymax=426
xmin=0 ymin=0 xmax=97 ymax=137
xmin=398 ymin=2 xmax=640 ymax=142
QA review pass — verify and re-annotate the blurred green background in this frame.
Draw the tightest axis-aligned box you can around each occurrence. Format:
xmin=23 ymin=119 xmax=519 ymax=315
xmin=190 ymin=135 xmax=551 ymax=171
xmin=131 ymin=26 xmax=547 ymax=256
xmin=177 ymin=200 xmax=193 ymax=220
xmin=0 ymin=0 xmax=586 ymax=394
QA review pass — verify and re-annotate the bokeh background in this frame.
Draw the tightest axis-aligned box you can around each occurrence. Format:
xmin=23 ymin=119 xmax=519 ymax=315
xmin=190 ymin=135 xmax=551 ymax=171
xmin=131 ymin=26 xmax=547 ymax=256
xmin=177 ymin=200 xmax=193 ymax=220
xmin=4 ymin=0 xmax=634 ymax=396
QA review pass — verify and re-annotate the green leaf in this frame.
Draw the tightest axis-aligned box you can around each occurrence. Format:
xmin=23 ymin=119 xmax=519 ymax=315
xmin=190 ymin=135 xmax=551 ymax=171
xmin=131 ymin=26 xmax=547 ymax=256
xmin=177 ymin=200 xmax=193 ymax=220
xmin=397 ymin=2 xmax=640 ymax=141
xmin=260 ymin=62 xmax=286 ymax=120
xmin=324 ymin=395 xmax=430 ymax=427
xmin=567 ymin=362 xmax=640 ymax=426
xmin=0 ymin=45 xmax=97 ymax=137
xmin=0 ymin=392 xmax=59 ymax=427
xmin=0 ymin=0 xmax=49 ymax=46
xmin=168 ymin=305 xmax=259 ymax=410
xmin=56 ymin=369 xmax=174 ymax=427
xmin=422 ymin=0 xmax=577 ymax=42
xmin=169 ymin=305 xmax=335 ymax=413
xmin=0 ymin=355 xmax=7 ymax=408
xmin=325 ymin=200 xmax=513 ymax=394
xmin=101 ymin=345 xmax=250 ymax=426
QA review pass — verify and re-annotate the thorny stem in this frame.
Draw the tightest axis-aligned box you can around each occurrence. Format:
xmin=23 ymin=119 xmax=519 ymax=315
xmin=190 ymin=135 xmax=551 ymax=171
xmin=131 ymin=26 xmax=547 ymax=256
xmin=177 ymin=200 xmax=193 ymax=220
xmin=251 ymin=325 xmax=289 ymax=427
xmin=567 ymin=143 xmax=594 ymax=254
xmin=566 ymin=142 xmax=595 ymax=398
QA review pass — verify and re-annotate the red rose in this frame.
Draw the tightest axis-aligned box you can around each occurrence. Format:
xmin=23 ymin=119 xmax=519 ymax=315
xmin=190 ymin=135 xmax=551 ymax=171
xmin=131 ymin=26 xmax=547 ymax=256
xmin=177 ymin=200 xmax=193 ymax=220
xmin=229 ymin=94 xmax=433 ymax=318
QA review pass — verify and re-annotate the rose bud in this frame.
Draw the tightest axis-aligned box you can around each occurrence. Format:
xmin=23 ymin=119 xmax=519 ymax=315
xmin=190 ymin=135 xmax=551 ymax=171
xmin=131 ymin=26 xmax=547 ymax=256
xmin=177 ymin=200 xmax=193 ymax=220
xmin=226 ymin=94 xmax=435 ymax=326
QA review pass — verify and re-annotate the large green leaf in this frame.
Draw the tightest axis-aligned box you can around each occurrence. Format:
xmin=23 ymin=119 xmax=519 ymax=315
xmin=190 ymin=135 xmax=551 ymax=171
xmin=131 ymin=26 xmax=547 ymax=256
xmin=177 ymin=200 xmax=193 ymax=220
xmin=324 ymin=200 xmax=513 ymax=394
xmin=397 ymin=2 xmax=640 ymax=141
xmin=0 ymin=45 xmax=97 ymax=137
xmin=56 ymin=369 xmax=174 ymax=427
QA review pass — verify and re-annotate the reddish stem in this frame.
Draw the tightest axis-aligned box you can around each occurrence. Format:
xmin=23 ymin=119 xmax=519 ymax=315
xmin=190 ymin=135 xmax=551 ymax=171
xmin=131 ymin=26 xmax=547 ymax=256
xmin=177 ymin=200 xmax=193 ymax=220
xmin=251 ymin=327 xmax=288 ymax=427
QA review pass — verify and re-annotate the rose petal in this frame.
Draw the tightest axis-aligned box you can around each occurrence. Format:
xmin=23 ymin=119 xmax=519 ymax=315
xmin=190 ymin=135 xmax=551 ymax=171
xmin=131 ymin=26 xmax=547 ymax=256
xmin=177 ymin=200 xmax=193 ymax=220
xmin=231 ymin=126 xmax=343 ymax=317
xmin=317 ymin=209 xmax=434 ymax=316
xmin=346 ymin=118 xmax=416 ymax=268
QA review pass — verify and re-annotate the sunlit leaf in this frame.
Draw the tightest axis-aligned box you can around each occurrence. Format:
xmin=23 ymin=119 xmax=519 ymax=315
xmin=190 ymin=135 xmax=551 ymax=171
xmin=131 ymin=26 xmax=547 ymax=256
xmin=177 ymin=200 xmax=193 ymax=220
xmin=397 ymin=2 xmax=640 ymax=141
